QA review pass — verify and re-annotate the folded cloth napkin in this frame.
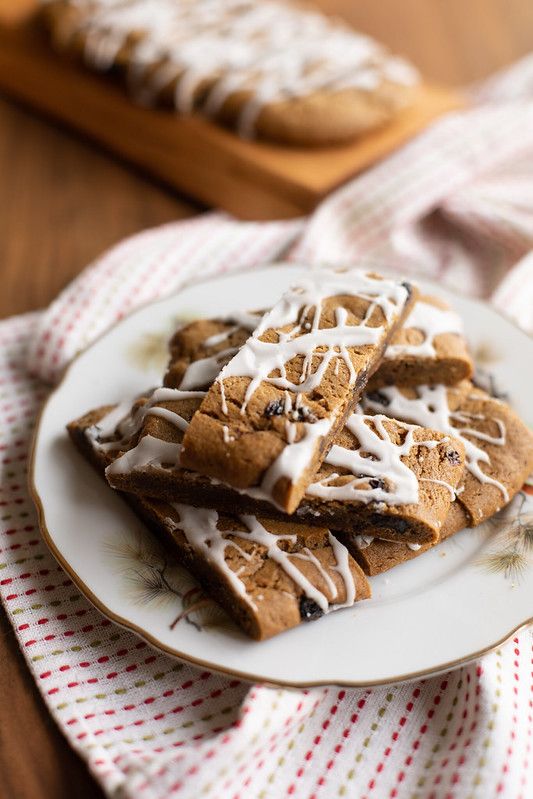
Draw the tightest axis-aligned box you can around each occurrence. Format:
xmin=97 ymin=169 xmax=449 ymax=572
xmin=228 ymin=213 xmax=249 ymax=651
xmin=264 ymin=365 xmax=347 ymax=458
xmin=1 ymin=55 xmax=532 ymax=799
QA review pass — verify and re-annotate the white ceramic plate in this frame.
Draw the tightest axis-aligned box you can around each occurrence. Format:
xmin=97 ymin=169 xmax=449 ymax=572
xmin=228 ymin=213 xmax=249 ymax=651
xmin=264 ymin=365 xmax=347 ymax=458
xmin=30 ymin=266 xmax=533 ymax=687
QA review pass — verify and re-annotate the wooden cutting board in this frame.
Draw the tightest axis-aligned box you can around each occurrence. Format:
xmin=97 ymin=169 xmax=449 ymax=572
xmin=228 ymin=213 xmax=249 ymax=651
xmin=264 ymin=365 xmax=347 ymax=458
xmin=0 ymin=1 xmax=463 ymax=220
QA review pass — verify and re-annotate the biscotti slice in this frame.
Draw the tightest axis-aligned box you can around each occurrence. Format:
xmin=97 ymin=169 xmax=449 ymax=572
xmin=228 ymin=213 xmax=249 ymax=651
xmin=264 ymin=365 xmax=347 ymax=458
xmin=164 ymin=311 xmax=263 ymax=391
xmin=67 ymin=408 xmax=370 ymax=640
xmin=366 ymin=294 xmax=473 ymax=390
xmin=341 ymin=500 xmax=469 ymax=576
xmin=99 ymin=387 xmax=464 ymax=546
xmin=179 ymin=271 xmax=416 ymax=513
xmin=363 ymin=381 xmax=533 ymax=525
xmin=41 ymin=0 xmax=419 ymax=145
xmin=298 ymin=413 xmax=465 ymax=544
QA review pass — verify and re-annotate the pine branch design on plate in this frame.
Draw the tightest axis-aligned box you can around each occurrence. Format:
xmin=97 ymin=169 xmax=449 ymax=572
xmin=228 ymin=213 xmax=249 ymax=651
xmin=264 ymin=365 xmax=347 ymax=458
xmin=477 ymin=485 xmax=533 ymax=582
xmin=105 ymin=529 xmax=232 ymax=632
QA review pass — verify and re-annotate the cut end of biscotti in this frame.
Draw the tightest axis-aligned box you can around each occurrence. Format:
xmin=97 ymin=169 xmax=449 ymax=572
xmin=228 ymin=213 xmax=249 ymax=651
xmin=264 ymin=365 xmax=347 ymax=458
xmin=367 ymin=294 xmax=474 ymax=390
xmin=344 ymin=500 xmax=470 ymax=576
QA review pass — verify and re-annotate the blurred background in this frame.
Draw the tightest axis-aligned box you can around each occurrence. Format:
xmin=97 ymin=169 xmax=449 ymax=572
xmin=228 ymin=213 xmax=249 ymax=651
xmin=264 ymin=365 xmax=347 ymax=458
xmin=0 ymin=0 xmax=532 ymax=319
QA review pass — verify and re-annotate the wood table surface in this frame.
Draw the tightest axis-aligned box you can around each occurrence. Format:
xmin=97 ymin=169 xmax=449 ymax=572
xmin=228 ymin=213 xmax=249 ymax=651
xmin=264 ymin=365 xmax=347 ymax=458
xmin=0 ymin=2 xmax=532 ymax=797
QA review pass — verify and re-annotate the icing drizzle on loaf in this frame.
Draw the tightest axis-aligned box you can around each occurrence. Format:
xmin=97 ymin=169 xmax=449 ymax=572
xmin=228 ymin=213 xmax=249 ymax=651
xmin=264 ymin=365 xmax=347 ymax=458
xmin=178 ymin=311 xmax=262 ymax=390
xmin=92 ymin=382 xmax=458 ymax=527
xmin=84 ymin=404 xmax=360 ymax=621
xmin=217 ymin=271 xmax=411 ymax=412
xmin=95 ymin=387 xmax=205 ymax=474
xmin=169 ymin=504 xmax=357 ymax=613
xmin=363 ymin=384 xmax=509 ymax=502
xmin=306 ymin=413 xmax=454 ymax=506
xmin=54 ymin=0 xmax=419 ymax=138
xmin=385 ymin=298 xmax=464 ymax=360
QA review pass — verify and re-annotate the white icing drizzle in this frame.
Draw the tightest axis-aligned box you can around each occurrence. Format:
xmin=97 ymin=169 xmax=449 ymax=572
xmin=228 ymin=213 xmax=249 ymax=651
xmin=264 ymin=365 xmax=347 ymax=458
xmin=363 ymin=385 xmax=509 ymax=502
xmin=151 ymin=388 xmax=206 ymax=402
xmin=202 ymin=310 xmax=261 ymax=348
xmin=177 ymin=310 xmax=263 ymax=390
xmin=106 ymin=435 xmax=182 ymax=475
xmin=419 ymin=477 xmax=456 ymax=500
xmin=93 ymin=387 xmax=205 ymax=474
xmin=234 ymin=416 xmax=334 ymax=511
xmin=220 ymin=310 xmax=264 ymax=331
xmin=179 ymin=348 xmax=238 ymax=391
xmin=289 ymin=546 xmax=338 ymax=599
xmin=170 ymin=505 xmax=357 ymax=613
xmin=222 ymin=425 xmax=235 ymax=444
xmin=327 ymin=532 xmax=357 ymax=609
xmin=99 ymin=387 xmax=204 ymax=450
xmin=306 ymin=413 xmax=444 ymax=507
xmin=171 ymin=505 xmax=252 ymax=602
xmin=203 ymin=327 xmax=239 ymax=348
xmin=407 ymin=542 xmax=422 ymax=551
xmin=86 ymin=399 xmax=134 ymax=443
xmin=385 ymin=299 xmax=463 ymax=360
xmin=218 ymin=271 xmax=411 ymax=413
xmin=354 ymin=534 xmax=374 ymax=550
xmin=285 ymin=419 xmax=297 ymax=445
xmin=60 ymin=0 xmax=418 ymax=138
xmin=145 ymin=406 xmax=189 ymax=433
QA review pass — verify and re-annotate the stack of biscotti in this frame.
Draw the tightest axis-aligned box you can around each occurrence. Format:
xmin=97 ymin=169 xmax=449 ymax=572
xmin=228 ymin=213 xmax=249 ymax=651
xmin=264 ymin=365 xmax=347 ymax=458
xmin=67 ymin=270 xmax=533 ymax=639
xmin=40 ymin=0 xmax=420 ymax=145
